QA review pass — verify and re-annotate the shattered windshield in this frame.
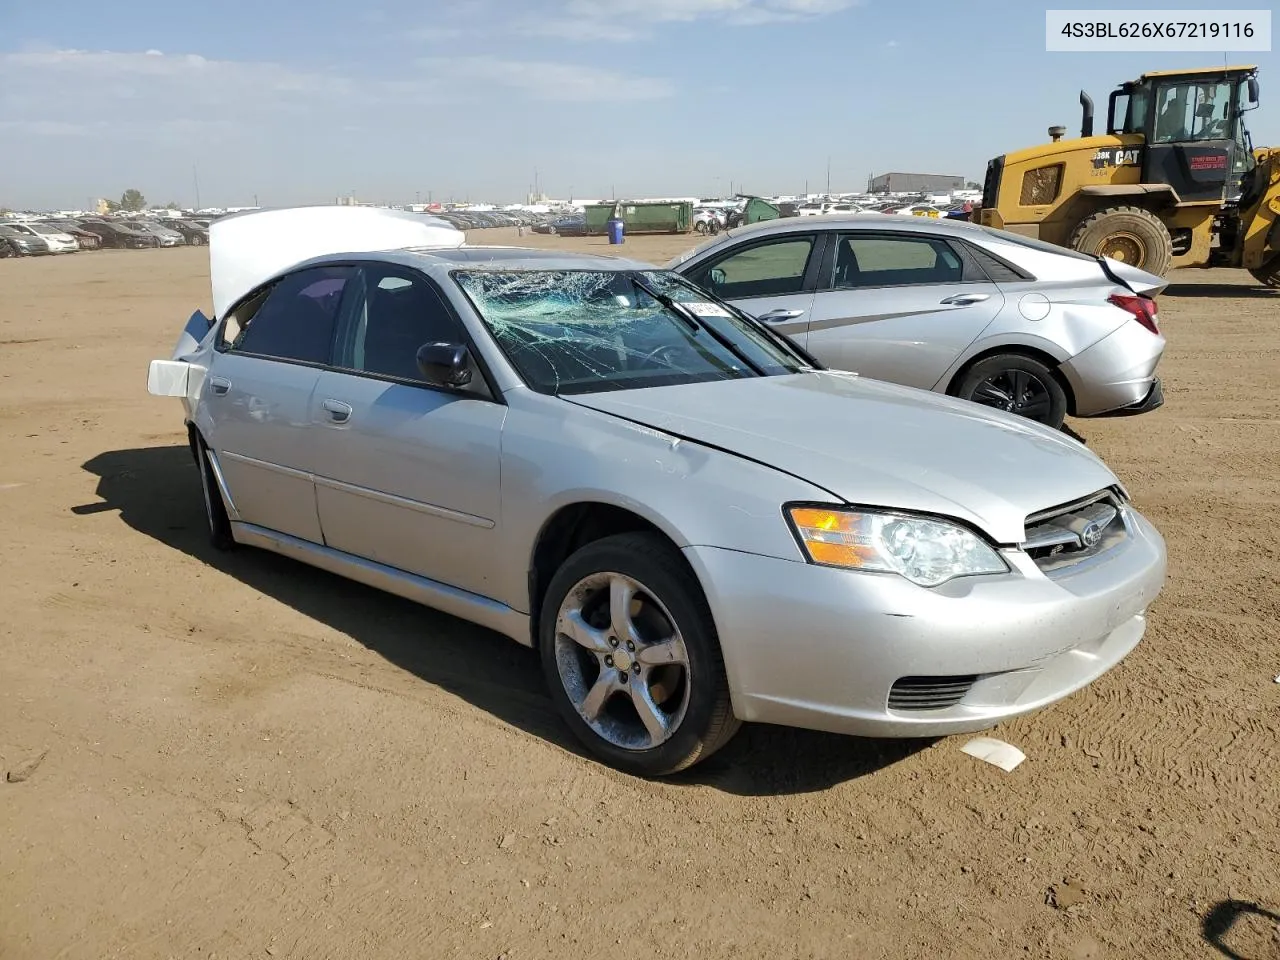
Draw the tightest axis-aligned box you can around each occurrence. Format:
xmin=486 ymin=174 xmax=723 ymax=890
xmin=453 ymin=269 xmax=805 ymax=395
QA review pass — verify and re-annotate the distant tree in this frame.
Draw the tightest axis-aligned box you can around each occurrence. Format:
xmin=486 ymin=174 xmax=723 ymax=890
xmin=965 ymin=181 xmax=981 ymax=190
xmin=0 ymin=206 xmax=10 ymax=216
xmin=104 ymin=199 xmax=121 ymax=212
xmin=164 ymin=201 xmax=180 ymax=210
xmin=119 ymin=189 xmax=147 ymax=212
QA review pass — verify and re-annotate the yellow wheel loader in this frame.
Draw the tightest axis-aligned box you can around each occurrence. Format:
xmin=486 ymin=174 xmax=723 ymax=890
xmin=979 ymin=66 xmax=1280 ymax=285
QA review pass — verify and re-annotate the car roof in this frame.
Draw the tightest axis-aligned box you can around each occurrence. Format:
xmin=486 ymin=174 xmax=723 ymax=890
xmin=309 ymin=245 xmax=659 ymax=275
xmin=720 ymin=213 xmax=985 ymax=241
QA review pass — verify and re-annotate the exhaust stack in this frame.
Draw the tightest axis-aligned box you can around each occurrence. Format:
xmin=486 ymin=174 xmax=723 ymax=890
xmin=1080 ymin=91 xmax=1095 ymax=137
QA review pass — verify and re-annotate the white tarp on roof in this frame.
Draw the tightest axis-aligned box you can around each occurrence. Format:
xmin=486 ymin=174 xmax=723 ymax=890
xmin=208 ymin=206 xmax=465 ymax=318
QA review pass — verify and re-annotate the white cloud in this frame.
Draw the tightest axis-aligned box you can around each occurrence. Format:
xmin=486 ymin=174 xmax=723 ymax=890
xmin=405 ymin=26 xmax=465 ymax=42
xmin=525 ymin=0 xmax=857 ymax=38
xmin=0 ymin=48 xmax=671 ymax=134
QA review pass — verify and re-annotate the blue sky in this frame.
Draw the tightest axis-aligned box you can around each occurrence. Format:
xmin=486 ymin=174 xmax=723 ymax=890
xmin=1 ymin=0 xmax=1275 ymax=209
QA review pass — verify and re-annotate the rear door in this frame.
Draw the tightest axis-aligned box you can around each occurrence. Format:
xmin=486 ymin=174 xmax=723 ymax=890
xmin=680 ymin=232 xmax=823 ymax=340
xmin=802 ymin=231 xmax=1005 ymax=389
xmin=308 ymin=264 xmax=506 ymax=598
xmin=197 ymin=265 xmax=355 ymax=543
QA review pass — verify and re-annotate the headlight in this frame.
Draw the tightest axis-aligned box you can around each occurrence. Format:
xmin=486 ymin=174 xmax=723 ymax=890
xmin=786 ymin=506 xmax=1008 ymax=587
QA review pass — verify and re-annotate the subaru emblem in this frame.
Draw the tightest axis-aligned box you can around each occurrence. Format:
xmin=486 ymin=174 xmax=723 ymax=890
xmin=1081 ymin=522 xmax=1102 ymax=548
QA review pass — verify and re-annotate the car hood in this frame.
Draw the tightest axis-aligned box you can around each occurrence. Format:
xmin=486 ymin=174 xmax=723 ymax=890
xmin=565 ymin=372 xmax=1120 ymax=544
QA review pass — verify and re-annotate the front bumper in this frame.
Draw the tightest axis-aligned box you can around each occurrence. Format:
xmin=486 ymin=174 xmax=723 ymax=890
xmin=684 ymin=507 xmax=1166 ymax=738
xmin=1060 ymin=320 xmax=1166 ymax=417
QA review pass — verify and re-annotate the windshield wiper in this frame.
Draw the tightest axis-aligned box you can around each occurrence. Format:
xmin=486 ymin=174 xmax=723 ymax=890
xmin=629 ymin=274 xmax=767 ymax=376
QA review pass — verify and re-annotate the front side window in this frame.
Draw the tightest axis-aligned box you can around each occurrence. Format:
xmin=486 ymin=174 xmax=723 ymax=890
xmin=828 ymin=234 xmax=965 ymax=288
xmin=690 ymin=236 xmax=816 ymax=300
xmin=1153 ymin=80 xmax=1232 ymax=143
xmin=332 ymin=267 xmax=467 ymax=382
xmin=221 ymin=266 xmax=354 ymax=364
xmin=454 ymin=269 xmax=803 ymax=395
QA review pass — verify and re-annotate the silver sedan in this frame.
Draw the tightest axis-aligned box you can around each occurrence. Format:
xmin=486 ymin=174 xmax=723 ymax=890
xmin=669 ymin=215 xmax=1168 ymax=429
xmin=148 ymin=212 xmax=1166 ymax=776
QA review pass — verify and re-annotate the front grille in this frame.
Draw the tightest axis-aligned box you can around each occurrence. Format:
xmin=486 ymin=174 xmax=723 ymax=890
xmin=982 ymin=156 xmax=1005 ymax=209
xmin=1022 ymin=488 xmax=1128 ymax=572
xmin=889 ymin=675 xmax=977 ymax=711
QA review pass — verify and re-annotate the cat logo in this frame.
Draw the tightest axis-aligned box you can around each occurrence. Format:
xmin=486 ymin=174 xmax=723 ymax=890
xmin=1092 ymin=147 xmax=1144 ymax=169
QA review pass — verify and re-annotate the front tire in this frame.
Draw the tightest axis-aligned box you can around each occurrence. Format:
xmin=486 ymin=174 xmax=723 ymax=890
xmin=539 ymin=533 xmax=740 ymax=776
xmin=953 ymin=353 xmax=1068 ymax=429
xmin=196 ymin=439 xmax=235 ymax=551
xmin=1070 ymin=206 xmax=1173 ymax=276
xmin=1248 ymin=254 xmax=1280 ymax=288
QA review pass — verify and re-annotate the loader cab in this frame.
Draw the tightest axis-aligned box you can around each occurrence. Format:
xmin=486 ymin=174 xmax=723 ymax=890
xmin=1106 ymin=67 xmax=1259 ymax=203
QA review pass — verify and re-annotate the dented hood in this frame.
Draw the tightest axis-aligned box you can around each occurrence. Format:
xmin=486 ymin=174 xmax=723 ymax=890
xmin=566 ymin=372 xmax=1119 ymax=544
xmin=209 ymin=206 xmax=465 ymax=318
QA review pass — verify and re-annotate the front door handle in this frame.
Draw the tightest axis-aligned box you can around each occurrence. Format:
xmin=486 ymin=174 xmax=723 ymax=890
xmin=755 ymin=308 xmax=806 ymax=323
xmin=321 ymin=399 xmax=353 ymax=424
xmin=940 ymin=293 xmax=991 ymax=306
xmin=209 ymin=376 xmax=231 ymax=396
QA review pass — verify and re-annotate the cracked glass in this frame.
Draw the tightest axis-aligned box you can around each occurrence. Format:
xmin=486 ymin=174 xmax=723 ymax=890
xmin=454 ymin=269 xmax=805 ymax=395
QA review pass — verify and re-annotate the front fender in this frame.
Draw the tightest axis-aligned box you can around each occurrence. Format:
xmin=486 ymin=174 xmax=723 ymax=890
xmin=494 ymin=391 xmax=832 ymax=612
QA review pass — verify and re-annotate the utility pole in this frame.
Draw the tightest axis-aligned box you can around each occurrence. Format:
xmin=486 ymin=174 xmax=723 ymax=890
xmin=826 ymin=156 xmax=831 ymax=194
xmin=253 ymin=193 xmax=258 ymax=207
xmin=193 ymin=163 xmax=201 ymax=211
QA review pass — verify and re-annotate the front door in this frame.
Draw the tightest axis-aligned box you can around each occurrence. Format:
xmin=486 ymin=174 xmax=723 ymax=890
xmin=198 ymin=265 xmax=356 ymax=543
xmin=1144 ymin=78 xmax=1235 ymax=204
xmin=308 ymin=264 xmax=506 ymax=599
xmin=802 ymin=231 xmax=1005 ymax=390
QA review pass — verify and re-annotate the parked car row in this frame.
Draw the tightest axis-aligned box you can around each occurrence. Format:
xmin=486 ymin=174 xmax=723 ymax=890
xmin=147 ymin=206 xmax=1168 ymax=777
xmin=0 ymin=215 xmax=211 ymax=256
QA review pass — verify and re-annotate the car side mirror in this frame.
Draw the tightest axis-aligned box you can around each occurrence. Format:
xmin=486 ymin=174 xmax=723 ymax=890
xmin=709 ymin=267 xmax=727 ymax=287
xmin=416 ymin=342 xmax=473 ymax=388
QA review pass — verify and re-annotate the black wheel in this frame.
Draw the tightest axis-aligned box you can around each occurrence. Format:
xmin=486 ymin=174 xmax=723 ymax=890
xmin=0 ymin=241 xmax=13 ymax=258
xmin=546 ymin=225 xmax=557 ymax=236
xmin=1248 ymin=254 xmax=1280 ymax=288
xmin=539 ymin=532 xmax=740 ymax=776
xmin=196 ymin=438 xmax=235 ymax=551
xmin=694 ymin=221 xmax=708 ymax=235
xmin=953 ymin=354 xmax=1068 ymax=429
xmin=1069 ymin=206 xmax=1173 ymax=276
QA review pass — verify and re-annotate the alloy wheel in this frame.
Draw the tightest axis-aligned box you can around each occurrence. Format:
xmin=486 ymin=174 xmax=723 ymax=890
xmin=972 ymin=369 xmax=1053 ymax=422
xmin=553 ymin=572 xmax=691 ymax=751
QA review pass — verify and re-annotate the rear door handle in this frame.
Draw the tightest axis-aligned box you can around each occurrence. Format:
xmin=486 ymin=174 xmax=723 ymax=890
xmin=940 ymin=293 xmax=991 ymax=306
xmin=209 ymin=376 xmax=231 ymax=396
xmin=321 ymin=398 xmax=353 ymax=424
xmin=755 ymin=308 xmax=806 ymax=323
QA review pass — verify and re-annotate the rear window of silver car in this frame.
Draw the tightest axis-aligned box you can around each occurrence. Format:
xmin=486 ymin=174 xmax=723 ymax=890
xmin=454 ymin=269 xmax=803 ymax=395
xmin=978 ymin=227 xmax=1098 ymax=261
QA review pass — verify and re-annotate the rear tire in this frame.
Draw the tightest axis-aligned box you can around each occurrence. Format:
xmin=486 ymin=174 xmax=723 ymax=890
xmin=196 ymin=439 xmax=235 ymax=551
xmin=953 ymin=353 xmax=1068 ymax=429
xmin=1248 ymin=254 xmax=1280 ymax=288
xmin=1070 ymin=206 xmax=1173 ymax=276
xmin=539 ymin=533 xmax=740 ymax=776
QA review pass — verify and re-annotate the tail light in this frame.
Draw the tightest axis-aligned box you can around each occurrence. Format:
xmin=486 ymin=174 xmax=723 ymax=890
xmin=1109 ymin=294 xmax=1160 ymax=335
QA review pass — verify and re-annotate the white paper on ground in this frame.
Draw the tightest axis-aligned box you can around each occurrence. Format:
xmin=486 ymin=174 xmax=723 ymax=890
xmin=961 ymin=737 xmax=1026 ymax=772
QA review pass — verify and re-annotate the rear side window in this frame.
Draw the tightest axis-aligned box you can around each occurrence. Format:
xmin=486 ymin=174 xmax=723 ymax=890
xmin=965 ymin=244 xmax=1033 ymax=282
xmin=222 ymin=266 xmax=354 ymax=364
xmin=829 ymin=234 xmax=965 ymax=288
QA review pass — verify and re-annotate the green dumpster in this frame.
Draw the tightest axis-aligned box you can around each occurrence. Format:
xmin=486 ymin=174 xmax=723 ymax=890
xmin=584 ymin=201 xmax=692 ymax=235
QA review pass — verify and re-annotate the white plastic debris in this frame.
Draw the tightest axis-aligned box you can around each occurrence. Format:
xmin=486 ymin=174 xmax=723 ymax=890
xmin=961 ymin=737 xmax=1026 ymax=772
xmin=1273 ymin=674 xmax=1280 ymax=684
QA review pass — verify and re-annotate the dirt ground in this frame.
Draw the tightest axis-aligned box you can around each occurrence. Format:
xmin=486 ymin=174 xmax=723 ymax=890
xmin=2 ymin=227 xmax=1278 ymax=960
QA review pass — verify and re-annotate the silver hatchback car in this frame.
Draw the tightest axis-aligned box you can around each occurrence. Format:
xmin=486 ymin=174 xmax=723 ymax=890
xmin=148 ymin=209 xmax=1166 ymax=776
xmin=669 ymin=216 xmax=1167 ymax=429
